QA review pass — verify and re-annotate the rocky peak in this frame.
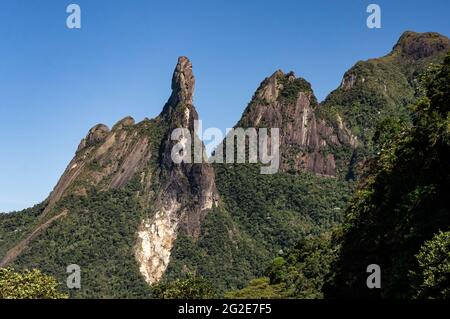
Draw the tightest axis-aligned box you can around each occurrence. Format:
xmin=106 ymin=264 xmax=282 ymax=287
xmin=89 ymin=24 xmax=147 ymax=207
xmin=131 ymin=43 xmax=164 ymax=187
xmin=86 ymin=124 xmax=110 ymax=143
xmin=165 ymin=56 xmax=195 ymax=108
xmin=8 ymin=56 xmax=220 ymax=285
xmin=160 ymin=57 xmax=198 ymax=129
xmin=339 ymin=32 xmax=450 ymax=92
xmin=159 ymin=56 xmax=218 ymax=220
xmin=236 ymin=70 xmax=356 ymax=177
xmin=157 ymin=57 xmax=218 ymax=208
xmin=255 ymin=70 xmax=284 ymax=104
xmin=392 ymin=31 xmax=450 ymax=60
xmin=321 ymin=31 xmax=450 ymax=180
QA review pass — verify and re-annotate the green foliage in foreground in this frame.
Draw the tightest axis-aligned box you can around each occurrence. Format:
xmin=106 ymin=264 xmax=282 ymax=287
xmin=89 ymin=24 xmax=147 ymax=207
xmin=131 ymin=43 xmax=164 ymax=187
xmin=411 ymin=231 xmax=450 ymax=299
xmin=152 ymin=273 xmax=217 ymax=299
xmin=225 ymin=234 xmax=336 ymax=299
xmin=326 ymin=55 xmax=450 ymax=299
xmin=0 ymin=268 xmax=67 ymax=299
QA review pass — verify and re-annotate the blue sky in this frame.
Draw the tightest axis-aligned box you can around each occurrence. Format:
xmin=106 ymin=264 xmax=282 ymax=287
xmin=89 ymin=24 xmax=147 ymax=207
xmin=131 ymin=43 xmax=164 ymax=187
xmin=0 ymin=0 xmax=449 ymax=212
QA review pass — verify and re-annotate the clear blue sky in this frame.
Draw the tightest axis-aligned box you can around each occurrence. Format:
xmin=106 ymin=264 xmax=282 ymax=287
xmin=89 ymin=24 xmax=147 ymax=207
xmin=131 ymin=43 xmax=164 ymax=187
xmin=0 ymin=0 xmax=449 ymax=212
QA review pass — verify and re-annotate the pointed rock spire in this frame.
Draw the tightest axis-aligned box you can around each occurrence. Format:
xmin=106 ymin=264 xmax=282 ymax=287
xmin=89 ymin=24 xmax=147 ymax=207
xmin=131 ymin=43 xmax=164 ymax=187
xmin=160 ymin=57 xmax=198 ymax=124
xmin=169 ymin=56 xmax=195 ymax=106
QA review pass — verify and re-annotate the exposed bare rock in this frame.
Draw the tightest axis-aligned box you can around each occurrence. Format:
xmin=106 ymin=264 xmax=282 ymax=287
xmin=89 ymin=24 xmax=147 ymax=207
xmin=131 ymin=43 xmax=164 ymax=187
xmin=76 ymin=124 xmax=109 ymax=152
xmin=159 ymin=57 xmax=219 ymax=227
xmin=87 ymin=124 xmax=109 ymax=145
xmin=257 ymin=70 xmax=283 ymax=104
xmin=135 ymin=56 xmax=219 ymax=284
xmin=340 ymin=72 xmax=358 ymax=90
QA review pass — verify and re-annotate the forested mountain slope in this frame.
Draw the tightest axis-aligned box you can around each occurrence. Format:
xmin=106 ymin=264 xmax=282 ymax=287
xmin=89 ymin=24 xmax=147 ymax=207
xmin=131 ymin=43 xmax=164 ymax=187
xmin=325 ymin=54 xmax=450 ymax=299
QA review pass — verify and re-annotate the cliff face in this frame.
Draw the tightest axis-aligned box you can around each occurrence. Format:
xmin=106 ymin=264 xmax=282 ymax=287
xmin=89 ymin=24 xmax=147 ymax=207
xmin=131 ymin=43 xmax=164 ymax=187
xmin=158 ymin=57 xmax=219 ymax=231
xmin=135 ymin=57 xmax=219 ymax=284
xmin=0 ymin=57 xmax=219 ymax=285
xmin=236 ymin=70 xmax=357 ymax=177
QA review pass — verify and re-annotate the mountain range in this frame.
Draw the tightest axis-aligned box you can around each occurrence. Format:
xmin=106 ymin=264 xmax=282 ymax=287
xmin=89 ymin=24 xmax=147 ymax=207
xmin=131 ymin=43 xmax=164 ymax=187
xmin=0 ymin=30 xmax=449 ymax=298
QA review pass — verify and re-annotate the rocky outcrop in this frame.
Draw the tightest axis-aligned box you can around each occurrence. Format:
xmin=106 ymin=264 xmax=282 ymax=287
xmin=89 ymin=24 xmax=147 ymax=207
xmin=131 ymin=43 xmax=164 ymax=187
xmin=161 ymin=56 xmax=195 ymax=119
xmin=320 ymin=31 xmax=450 ymax=179
xmin=112 ymin=116 xmax=135 ymax=130
xmin=236 ymin=70 xmax=357 ymax=177
xmin=392 ymin=31 xmax=450 ymax=61
xmin=135 ymin=204 xmax=180 ymax=284
xmin=157 ymin=56 xmax=219 ymax=236
xmin=1 ymin=57 xmax=219 ymax=286
xmin=44 ymin=120 xmax=153 ymax=213
xmin=53 ymin=57 xmax=219 ymax=285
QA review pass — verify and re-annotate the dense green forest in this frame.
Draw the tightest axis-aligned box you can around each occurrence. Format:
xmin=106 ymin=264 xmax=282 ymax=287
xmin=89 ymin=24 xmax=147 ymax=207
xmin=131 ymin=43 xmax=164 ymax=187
xmin=0 ymin=203 xmax=46 ymax=258
xmin=319 ymin=32 xmax=450 ymax=177
xmin=164 ymin=164 xmax=353 ymax=293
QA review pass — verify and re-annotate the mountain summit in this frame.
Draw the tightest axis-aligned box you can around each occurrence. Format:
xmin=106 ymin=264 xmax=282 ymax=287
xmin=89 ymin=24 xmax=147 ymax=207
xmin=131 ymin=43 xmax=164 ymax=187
xmin=235 ymin=70 xmax=356 ymax=177
xmin=0 ymin=57 xmax=219 ymax=287
xmin=167 ymin=56 xmax=195 ymax=109
xmin=0 ymin=31 xmax=448 ymax=298
xmin=391 ymin=31 xmax=450 ymax=61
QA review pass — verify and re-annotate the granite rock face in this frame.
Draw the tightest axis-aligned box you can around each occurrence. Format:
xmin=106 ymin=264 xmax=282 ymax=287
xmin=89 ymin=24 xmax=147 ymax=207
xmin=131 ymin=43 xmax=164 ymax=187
xmin=236 ymin=70 xmax=357 ymax=177
xmin=158 ymin=57 xmax=219 ymax=235
xmin=0 ymin=57 xmax=219 ymax=285
xmin=320 ymin=31 xmax=450 ymax=178
xmin=136 ymin=57 xmax=219 ymax=284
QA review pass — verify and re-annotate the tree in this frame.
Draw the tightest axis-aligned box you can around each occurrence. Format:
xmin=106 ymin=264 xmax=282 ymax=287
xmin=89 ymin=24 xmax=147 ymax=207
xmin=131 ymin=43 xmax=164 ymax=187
xmin=151 ymin=273 xmax=217 ymax=299
xmin=0 ymin=268 xmax=68 ymax=299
